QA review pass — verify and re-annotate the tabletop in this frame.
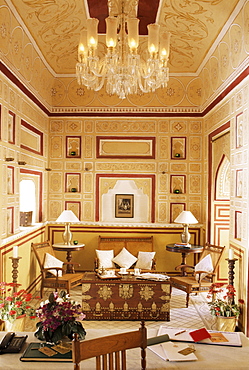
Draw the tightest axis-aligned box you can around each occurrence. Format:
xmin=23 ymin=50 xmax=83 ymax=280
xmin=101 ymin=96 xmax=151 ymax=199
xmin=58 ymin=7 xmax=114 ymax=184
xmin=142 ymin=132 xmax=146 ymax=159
xmin=1 ymin=330 xmax=249 ymax=369
xmin=166 ymin=244 xmax=203 ymax=253
xmin=52 ymin=243 xmax=85 ymax=251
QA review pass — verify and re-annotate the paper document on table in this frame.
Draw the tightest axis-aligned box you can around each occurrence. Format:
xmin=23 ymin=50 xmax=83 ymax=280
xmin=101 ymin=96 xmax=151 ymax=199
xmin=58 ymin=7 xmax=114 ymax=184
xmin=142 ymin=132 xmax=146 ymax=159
xmin=148 ymin=342 xmax=197 ymax=362
xmin=136 ymin=273 xmax=170 ymax=281
xmin=157 ymin=326 xmax=242 ymax=347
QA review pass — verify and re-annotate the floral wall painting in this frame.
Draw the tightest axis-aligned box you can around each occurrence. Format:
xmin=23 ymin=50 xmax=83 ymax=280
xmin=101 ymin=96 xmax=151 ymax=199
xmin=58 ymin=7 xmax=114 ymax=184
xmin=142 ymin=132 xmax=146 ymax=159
xmin=235 ymin=211 xmax=242 ymax=240
xmin=170 ymin=175 xmax=186 ymax=194
xmin=170 ymin=203 xmax=186 ymax=223
xmin=8 ymin=111 xmax=15 ymax=144
xmin=115 ymin=194 xmax=134 ymax=218
xmin=171 ymin=137 xmax=186 ymax=159
xmin=236 ymin=169 xmax=242 ymax=198
xmin=66 ymin=136 xmax=81 ymax=158
xmin=236 ymin=112 xmax=243 ymax=148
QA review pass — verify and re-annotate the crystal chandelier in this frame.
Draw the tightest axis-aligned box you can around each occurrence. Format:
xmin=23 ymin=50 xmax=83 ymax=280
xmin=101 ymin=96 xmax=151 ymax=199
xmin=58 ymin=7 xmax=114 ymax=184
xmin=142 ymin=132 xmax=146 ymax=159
xmin=76 ymin=0 xmax=170 ymax=99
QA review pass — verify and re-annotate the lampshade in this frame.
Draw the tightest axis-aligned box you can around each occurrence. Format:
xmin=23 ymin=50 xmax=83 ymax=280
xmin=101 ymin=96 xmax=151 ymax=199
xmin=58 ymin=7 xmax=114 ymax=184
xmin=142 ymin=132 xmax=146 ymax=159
xmin=174 ymin=211 xmax=198 ymax=225
xmin=56 ymin=210 xmax=79 ymax=223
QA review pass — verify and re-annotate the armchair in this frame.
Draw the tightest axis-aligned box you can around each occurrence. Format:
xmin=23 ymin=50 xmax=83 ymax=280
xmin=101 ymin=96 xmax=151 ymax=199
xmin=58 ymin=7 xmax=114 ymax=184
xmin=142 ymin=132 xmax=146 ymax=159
xmin=31 ymin=240 xmax=83 ymax=297
xmin=170 ymin=242 xmax=225 ymax=307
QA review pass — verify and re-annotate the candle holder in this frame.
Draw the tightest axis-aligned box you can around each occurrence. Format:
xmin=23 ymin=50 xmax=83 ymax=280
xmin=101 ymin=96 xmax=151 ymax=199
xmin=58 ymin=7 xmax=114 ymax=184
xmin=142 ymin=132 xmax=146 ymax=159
xmin=226 ymin=258 xmax=238 ymax=304
xmin=9 ymin=257 xmax=22 ymax=293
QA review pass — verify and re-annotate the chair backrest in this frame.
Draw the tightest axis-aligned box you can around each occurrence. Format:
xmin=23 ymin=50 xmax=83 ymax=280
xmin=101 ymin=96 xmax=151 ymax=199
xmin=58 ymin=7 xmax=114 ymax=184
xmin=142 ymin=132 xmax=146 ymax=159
xmin=98 ymin=236 xmax=154 ymax=256
xmin=72 ymin=321 xmax=147 ymax=370
xmin=31 ymin=240 xmax=55 ymax=270
xmin=199 ymin=242 xmax=225 ymax=273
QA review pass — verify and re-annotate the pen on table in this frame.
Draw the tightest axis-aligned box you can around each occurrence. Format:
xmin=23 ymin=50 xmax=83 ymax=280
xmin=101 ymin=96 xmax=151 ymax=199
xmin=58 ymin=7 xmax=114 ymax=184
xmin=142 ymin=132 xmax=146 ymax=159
xmin=175 ymin=330 xmax=186 ymax=336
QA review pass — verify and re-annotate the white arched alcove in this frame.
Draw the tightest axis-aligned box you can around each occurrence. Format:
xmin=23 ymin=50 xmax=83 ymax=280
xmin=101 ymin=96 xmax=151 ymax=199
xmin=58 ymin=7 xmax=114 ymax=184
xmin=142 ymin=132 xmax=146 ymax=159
xmin=102 ymin=180 xmax=149 ymax=223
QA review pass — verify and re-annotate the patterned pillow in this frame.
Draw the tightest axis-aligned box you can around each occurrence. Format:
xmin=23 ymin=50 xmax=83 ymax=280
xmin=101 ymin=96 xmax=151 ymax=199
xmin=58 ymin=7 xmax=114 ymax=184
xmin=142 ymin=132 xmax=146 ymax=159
xmin=112 ymin=248 xmax=137 ymax=269
xmin=44 ymin=253 xmax=63 ymax=277
xmin=135 ymin=251 xmax=155 ymax=270
xmin=96 ymin=250 xmax=115 ymax=268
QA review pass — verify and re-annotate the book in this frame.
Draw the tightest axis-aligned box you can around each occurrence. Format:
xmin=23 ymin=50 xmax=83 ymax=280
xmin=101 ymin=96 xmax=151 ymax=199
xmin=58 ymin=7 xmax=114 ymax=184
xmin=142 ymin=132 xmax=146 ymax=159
xmin=20 ymin=342 xmax=72 ymax=362
xmin=189 ymin=328 xmax=211 ymax=342
xmin=157 ymin=326 xmax=242 ymax=347
xmin=174 ymin=243 xmax=191 ymax=248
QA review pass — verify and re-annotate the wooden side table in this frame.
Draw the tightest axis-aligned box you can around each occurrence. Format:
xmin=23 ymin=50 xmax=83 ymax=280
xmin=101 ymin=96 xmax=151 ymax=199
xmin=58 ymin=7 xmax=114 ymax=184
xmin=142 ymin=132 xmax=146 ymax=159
xmin=52 ymin=243 xmax=85 ymax=273
xmin=166 ymin=244 xmax=203 ymax=276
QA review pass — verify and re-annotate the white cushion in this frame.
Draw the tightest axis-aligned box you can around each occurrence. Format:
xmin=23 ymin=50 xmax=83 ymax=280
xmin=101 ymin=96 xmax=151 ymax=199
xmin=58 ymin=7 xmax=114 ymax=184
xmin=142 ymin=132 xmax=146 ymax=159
xmin=135 ymin=251 xmax=155 ymax=270
xmin=112 ymin=248 xmax=137 ymax=269
xmin=44 ymin=253 xmax=63 ymax=277
xmin=96 ymin=250 xmax=115 ymax=269
xmin=195 ymin=254 xmax=213 ymax=281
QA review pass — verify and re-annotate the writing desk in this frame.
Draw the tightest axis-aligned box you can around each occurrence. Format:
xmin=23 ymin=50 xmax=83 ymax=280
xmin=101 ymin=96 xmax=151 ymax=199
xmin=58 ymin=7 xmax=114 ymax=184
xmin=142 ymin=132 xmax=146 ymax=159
xmin=166 ymin=244 xmax=203 ymax=276
xmin=52 ymin=243 xmax=84 ymax=273
xmin=1 ymin=330 xmax=249 ymax=369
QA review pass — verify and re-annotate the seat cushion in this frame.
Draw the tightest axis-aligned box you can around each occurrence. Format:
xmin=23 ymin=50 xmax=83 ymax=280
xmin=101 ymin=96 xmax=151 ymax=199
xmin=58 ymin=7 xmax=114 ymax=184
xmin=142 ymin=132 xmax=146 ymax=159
xmin=44 ymin=253 xmax=63 ymax=277
xmin=112 ymin=247 xmax=137 ymax=269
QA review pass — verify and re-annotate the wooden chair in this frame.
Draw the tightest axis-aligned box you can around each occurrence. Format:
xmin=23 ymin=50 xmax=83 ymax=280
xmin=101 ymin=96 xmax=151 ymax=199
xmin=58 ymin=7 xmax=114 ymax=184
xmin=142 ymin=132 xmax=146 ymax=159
xmin=72 ymin=321 xmax=147 ymax=370
xmin=170 ymin=242 xmax=225 ymax=307
xmin=31 ymin=240 xmax=84 ymax=297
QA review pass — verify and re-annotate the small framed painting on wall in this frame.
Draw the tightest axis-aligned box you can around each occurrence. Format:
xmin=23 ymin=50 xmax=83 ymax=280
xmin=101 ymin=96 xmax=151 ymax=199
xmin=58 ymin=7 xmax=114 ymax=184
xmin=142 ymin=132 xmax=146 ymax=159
xmin=115 ymin=194 xmax=134 ymax=218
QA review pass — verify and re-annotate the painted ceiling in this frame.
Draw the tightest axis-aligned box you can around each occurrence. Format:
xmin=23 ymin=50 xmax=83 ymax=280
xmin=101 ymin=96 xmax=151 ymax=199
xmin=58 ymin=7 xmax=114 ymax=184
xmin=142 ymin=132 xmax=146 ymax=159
xmin=8 ymin=0 xmax=239 ymax=76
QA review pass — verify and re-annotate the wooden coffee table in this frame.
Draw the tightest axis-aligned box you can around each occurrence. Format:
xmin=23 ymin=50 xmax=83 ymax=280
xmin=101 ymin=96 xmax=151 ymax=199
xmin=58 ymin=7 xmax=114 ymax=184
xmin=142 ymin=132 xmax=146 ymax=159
xmin=82 ymin=272 xmax=171 ymax=321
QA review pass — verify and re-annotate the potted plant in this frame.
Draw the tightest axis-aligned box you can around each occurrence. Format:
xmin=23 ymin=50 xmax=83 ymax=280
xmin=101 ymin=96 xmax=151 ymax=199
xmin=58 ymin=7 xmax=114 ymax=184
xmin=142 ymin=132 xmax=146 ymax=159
xmin=0 ymin=282 xmax=36 ymax=331
xmin=207 ymin=283 xmax=244 ymax=332
xmin=35 ymin=290 xmax=86 ymax=344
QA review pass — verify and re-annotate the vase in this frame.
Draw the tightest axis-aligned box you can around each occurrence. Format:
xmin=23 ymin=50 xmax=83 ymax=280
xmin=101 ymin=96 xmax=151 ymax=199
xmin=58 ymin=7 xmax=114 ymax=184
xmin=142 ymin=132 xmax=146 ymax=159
xmin=216 ymin=316 xmax=237 ymax=332
xmin=3 ymin=317 xmax=25 ymax=332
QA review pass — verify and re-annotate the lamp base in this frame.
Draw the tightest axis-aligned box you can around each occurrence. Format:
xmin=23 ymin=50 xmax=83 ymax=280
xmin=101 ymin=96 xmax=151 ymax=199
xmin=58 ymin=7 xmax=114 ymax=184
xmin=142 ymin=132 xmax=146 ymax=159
xmin=63 ymin=223 xmax=72 ymax=245
xmin=181 ymin=224 xmax=191 ymax=243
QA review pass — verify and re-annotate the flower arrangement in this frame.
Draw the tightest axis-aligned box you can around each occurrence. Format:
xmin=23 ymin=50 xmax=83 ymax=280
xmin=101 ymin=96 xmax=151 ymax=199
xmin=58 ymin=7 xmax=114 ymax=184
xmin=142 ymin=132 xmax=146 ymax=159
xmin=0 ymin=282 xmax=36 ymax=322
xmin=35 ymin=290 xmax=86 ymax=344
xmin=207 ymin=283 xmax=244 ymax=318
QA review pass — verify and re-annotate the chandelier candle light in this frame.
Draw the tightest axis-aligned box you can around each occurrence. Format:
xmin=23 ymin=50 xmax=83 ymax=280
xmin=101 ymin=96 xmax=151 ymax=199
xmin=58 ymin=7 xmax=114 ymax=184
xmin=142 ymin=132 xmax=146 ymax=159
xmin=56 ymin=210 xmax=80 ymax=246
xmin=76 ymin=0 xmax=170 ymax=99
xmin=174 ymin=211 xmax=198 ymax=244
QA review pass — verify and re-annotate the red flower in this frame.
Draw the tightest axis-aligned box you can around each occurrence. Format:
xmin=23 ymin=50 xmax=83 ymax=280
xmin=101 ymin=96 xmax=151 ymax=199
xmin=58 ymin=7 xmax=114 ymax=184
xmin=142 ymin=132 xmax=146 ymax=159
xmin=9 ymin=310 xmax=16 ymax=316
xmin=238 ymin=299 xmax=244 ymax=304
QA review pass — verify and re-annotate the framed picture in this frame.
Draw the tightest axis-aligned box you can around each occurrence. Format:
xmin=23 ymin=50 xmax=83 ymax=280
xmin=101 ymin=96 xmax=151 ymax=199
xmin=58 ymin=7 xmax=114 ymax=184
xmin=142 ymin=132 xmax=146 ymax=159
xmin=115 ymin=194 xmax=134 ymax=218
xmin=65 ymin=201 xmax=81 ymax=220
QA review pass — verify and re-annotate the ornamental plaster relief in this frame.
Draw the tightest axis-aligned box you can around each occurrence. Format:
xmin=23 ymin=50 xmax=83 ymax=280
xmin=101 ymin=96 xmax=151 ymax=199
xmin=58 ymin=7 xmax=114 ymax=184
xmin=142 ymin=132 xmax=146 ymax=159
xmin=95 ymin=163 xmax=155 ymax=172
xmin=65 ymin=120 xmax=81 ymax=133
xmin=50 ymin=136 xmax=63 ymax=158
xmin=230 ymin=23 xmax=243 ymax=69
xmin=189 ymin=137 xmax=201 ymax=160
xmin=48 ymin=200 xmax=62 ymax=220
xmin=65 ymin=162 xmax=82 ymax=171
xmin=83 ymin=136 xmax=93 ymax=159
xmin=49 ymin=173 xmax=63 ymax=193
xmin=95 ymin=120 xmax=156 ymax=133
xmin=190 ymin=121 xmax=202 ymax=134
xmin=170 ymin=121 xmax=187 ymax=133
xmin=50 ymin=120 xmax=64 ymax=133
xmin=170 ymin=163 xmax=187 ymax=172
xmin=159 ymin=137 xmax=169 ymax=159
xmin=158 ymin=174 xmax=168 ymax=193
xmin=156 ymin=78 xmax=185 ymax=106
xmin=158 ymin=121 xmax=169 ymax=133
xmin=83 ymin=201 xmax=93 ymax=221
xmin=189 ymin=175 xmax=201 ymax=194
xmin=83 ymin=173 xmax=93 ymax=194
xmin=189 ymin=163 xmax=202 ymax=173
xmin=84 ymin=121 xmax=94 ymax=133
xmin=158 ymin=203 xmax=167 ymax=223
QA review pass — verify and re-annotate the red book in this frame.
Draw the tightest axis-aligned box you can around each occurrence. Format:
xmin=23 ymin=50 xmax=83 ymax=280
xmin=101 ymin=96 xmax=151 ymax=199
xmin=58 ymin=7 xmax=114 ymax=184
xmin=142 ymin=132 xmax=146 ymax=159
xmin=189 ymin=328 xmax=211 ymax=342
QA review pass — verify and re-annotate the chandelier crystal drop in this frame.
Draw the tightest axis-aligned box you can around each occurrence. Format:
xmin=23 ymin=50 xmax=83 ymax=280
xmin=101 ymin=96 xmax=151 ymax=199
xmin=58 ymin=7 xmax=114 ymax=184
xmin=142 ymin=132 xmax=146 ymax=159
xmin=76 ymin=0 xmax=170 ymax=99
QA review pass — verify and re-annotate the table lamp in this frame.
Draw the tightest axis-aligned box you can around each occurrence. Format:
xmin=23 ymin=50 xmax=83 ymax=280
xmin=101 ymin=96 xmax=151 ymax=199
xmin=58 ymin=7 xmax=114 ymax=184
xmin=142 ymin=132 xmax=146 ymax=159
xmin=56 ymin=210 xmax=80 ymax=245
xmin=174 ymin=210 xmax=198 ymax=243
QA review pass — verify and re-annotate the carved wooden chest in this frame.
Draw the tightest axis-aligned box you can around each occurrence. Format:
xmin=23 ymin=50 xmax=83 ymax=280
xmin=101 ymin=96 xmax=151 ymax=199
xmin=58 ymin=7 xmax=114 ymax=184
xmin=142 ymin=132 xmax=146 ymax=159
xmin=82 ymin=272 xmax=171 ymax=321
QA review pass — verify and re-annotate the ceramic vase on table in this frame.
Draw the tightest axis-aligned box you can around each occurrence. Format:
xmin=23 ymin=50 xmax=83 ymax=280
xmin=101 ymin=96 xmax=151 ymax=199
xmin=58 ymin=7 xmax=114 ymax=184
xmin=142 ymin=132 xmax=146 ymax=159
xmin=216 ymin=316 xmax=237 ymax=332
xmin=0 ymin=317 xmax=25 ymax=331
